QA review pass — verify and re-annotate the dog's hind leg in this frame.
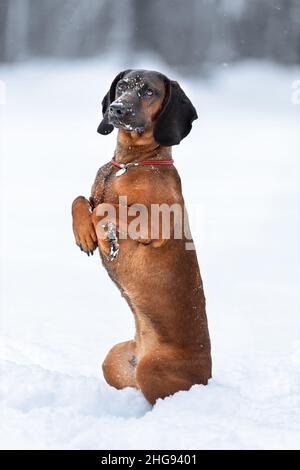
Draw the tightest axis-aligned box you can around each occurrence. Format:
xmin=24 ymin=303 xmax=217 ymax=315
xmin=102 ymin=340 xmax=137 ymax=389
xmin=136 ymin=347 xmax=211 ymax=405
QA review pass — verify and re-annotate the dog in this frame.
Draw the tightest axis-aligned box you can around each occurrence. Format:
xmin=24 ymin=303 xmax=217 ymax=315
xmin=72 ymin=69 xmax=212 ymax=404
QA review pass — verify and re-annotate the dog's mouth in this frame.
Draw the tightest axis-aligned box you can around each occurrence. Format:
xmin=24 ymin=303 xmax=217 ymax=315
xmin=109 ymin=116 xmax=145 ymax=133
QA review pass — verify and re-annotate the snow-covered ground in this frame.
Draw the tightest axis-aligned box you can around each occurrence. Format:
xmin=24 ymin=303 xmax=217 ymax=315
xmin=0 ymin=58 xmax=299 ymax=449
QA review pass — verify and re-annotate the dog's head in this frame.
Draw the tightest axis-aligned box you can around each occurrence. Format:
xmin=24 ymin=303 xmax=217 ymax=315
xmin=97 ymin=69 xmax=198 ymax=146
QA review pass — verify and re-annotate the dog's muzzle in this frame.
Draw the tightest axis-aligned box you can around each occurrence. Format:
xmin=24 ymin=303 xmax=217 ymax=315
xmin=109 ymin=101 xmax=133 ymax=119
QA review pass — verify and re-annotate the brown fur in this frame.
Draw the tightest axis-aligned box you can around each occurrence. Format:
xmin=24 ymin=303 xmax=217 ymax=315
xmin=72 ymin=72 xmax=211 ymax=404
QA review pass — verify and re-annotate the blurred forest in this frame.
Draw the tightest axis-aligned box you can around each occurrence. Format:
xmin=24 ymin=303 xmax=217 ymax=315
xmin=0 ymin=0 xmax=299 ymax=72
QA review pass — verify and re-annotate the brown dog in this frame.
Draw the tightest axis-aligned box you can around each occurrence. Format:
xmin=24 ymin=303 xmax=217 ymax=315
xmin=72 ymin=69 xmax=211 ymax=404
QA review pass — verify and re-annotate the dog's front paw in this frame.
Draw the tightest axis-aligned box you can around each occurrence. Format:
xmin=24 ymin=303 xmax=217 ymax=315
xmin=72 ymin=196 xmax=98 ymax=256
xmin=74 ymin=221 xmax=98 ymax=256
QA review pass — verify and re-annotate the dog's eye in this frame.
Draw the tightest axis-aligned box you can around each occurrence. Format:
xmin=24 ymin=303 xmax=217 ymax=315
xmin=145 ymin=88 xmax=154 ymax=97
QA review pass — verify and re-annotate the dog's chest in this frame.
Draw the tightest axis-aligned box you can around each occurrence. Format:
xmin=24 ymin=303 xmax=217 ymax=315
xmin=92 ymin=164 xmax=151 ymax=206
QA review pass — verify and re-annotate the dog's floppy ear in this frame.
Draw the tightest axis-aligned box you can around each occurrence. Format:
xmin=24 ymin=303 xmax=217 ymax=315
xmin=97 ymin=69 xmax=132 ymax=135
xmin=154 ymin=80 xmax=198 ymax=146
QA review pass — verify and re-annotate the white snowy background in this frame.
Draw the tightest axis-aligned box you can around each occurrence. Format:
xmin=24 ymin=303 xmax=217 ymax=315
xmin=0 ymin=56 xmax=299 ymax=449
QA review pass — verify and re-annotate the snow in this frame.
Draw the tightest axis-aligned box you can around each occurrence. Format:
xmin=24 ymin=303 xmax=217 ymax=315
xmin=0 ymin=58 xmax=299 ymax=449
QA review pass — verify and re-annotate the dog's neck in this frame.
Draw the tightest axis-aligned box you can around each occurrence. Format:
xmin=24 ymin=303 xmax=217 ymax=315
xmin=114 ymin=128 xmax=172 ymax=164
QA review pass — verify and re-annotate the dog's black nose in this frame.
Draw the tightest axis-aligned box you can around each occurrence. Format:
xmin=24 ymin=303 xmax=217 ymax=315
xmin=109 ymin=102 xmax=125 ymax=117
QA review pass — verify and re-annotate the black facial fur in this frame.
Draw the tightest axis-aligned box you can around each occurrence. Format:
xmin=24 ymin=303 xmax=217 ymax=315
xmin=97 ymin=70 xmax=132 ymax=135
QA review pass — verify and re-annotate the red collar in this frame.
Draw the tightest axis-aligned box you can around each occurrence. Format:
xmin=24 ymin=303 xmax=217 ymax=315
xmin=111 ymin=158 xmax=174 ymax=170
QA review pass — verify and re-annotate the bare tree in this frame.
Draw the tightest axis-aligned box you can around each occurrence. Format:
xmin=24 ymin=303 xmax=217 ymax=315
xmin=0 ymin=0 xmax=299 ymax=67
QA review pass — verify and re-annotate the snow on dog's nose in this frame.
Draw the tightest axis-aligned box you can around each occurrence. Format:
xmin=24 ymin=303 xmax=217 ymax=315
xmin=109 ymin=101 xmax=126 ymax=118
